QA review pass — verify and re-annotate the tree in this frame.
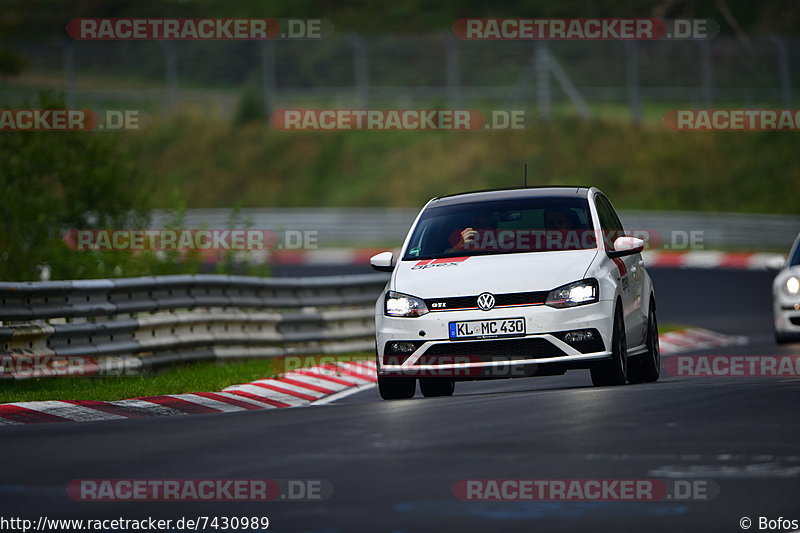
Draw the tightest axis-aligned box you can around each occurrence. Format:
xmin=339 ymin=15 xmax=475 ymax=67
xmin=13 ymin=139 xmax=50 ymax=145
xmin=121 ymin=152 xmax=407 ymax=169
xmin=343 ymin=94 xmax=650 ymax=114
xmin=0 ymin=92 xmax=154 ymax=281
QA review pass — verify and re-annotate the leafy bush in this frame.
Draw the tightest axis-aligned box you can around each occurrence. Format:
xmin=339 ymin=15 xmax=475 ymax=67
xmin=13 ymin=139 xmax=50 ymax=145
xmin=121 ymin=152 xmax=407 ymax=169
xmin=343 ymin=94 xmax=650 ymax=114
xmin=0 ymin=92 xmax=271 ymax=281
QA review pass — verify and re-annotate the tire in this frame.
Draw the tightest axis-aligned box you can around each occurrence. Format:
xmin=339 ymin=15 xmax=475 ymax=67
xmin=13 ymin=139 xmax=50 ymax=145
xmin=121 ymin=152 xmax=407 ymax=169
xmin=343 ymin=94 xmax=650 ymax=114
xmin=419 ymin=378 xmax=455 ymax=397
xmin=591 ymin=305 xmax=628 ymax=387
xmin=378 ymin=376 xmax=416 ymax=400
xmin=628 ymin=299 xmax=661 ymax=383
xmin=775 ymin=331 xmax=800 ymax=344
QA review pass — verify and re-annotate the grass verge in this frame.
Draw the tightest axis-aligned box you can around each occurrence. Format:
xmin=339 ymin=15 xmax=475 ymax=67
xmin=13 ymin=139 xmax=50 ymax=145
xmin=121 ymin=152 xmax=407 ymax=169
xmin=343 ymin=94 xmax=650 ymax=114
xmin=658 ymin=323 xmax=689 ymax=334
xmin=0 ymin=355 xmax=371 ymax=404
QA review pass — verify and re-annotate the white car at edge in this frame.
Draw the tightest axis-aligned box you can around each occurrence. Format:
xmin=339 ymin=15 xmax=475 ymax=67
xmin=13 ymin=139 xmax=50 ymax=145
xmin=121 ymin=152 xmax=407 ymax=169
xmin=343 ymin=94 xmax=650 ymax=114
xmin=370 ymin=186 xmax=660 ymax=400
xmin=773 ymin=232 xmax=800 ymax=344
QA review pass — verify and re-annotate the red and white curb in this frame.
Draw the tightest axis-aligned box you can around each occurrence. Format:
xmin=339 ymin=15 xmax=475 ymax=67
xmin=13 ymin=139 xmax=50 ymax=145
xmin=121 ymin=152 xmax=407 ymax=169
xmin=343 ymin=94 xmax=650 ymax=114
xmin=659 ymin=328 xmax=747 ymax=355
xmin=643 ymin=251 xmax=783 ymax=270
xmin=0 ymin=329 xmax=748 ymax=426
xmin=266 ymin=248 xmax=784 ymax=271
xmin=0 ymin=360 xmax=377 ymax=426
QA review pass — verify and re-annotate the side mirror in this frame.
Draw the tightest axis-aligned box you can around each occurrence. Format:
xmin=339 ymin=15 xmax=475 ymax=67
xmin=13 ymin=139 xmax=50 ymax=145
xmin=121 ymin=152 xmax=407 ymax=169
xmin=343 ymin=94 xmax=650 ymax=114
xmin=370 ymin=251 xmax=395 ymax=272
xmin=609 ymin=236 xmax=645 ymax=257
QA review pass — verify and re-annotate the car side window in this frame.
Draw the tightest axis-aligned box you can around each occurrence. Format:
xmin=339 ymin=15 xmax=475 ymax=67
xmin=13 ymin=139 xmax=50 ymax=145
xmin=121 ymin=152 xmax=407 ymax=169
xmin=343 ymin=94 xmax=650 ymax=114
xmin=606 ymin=200 xmax=625 ymax=235
xmin=595 ymin=195 xmax=624 ymax=252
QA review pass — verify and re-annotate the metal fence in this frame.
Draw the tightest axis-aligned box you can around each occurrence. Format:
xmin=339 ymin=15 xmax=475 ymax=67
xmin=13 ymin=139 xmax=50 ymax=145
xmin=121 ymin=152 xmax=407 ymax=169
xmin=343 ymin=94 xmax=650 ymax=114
xmin=152 ymin=208 xmax=800 ymax=251
xmin=0 ymin=273 xmax=389 ymax=378
xmin=3 ymin=34 xmax=798 ymax=121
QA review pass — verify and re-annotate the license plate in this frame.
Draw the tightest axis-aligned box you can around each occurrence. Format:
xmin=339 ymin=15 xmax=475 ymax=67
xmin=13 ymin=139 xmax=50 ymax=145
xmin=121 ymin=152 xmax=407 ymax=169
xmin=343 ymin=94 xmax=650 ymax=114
xmin=448 ymin=318 xmax=526 ymax=340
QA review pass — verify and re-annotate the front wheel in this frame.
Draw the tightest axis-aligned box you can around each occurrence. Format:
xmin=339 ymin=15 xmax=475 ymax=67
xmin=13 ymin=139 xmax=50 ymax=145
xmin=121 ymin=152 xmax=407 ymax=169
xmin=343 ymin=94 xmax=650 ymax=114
xmin=628 ymin=300 xmax=661 ymax=383
xmin=591 ymin=306 xmax=628 ymax=387
xmin=774 ymin=330 xmax=797 ymax=344
xmin=378 ymin=376 xmax=416 ymax=400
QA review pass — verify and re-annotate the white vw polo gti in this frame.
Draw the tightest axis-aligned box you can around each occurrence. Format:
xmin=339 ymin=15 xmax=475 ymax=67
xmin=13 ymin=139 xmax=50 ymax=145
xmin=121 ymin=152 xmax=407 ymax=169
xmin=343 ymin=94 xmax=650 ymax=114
xmin=773 ymin=232 xmax=800 ymax=344
xmin=370 ymin=186 xmax=660 ymax=400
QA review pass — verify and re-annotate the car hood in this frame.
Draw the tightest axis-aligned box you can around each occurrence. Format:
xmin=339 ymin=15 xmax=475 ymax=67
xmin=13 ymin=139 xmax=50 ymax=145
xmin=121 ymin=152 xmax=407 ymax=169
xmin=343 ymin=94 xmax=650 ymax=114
xmin=393 ymin=250 xmax=598 ymax=297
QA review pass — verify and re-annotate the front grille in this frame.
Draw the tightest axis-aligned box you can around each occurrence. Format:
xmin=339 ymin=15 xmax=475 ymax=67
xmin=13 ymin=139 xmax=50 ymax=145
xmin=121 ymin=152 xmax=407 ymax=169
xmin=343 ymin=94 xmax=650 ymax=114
xmin=790 ymin=316 xmax=800 ymax=326
xmin=418 ymin=338 xmax=565 ymax=362
xmin=424 ymin=291 xmax=548 ymax=311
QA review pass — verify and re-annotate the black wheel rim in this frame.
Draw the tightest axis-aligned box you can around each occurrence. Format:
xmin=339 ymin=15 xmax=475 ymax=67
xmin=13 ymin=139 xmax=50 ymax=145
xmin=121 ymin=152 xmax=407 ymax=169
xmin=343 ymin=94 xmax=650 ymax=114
xmin=650 ymin=312 xmax=660 ymax=368
xmin=617 ymin=314 xmax=627 ymax=376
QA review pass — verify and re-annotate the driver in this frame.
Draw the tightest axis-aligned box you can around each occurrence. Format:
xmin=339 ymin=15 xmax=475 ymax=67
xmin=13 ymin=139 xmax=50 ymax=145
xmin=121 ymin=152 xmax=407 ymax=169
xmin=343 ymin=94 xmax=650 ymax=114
xmin=446 ymin=213 xmax=497 ymax=252
xmin=544 ymin=208 xmax=574 ymax=230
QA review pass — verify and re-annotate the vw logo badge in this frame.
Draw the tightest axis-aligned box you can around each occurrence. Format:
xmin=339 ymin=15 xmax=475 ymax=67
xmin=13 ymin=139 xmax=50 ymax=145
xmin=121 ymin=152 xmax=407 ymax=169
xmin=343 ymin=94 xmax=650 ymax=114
xmin=477 ymin=292 xmax=495 ymax=311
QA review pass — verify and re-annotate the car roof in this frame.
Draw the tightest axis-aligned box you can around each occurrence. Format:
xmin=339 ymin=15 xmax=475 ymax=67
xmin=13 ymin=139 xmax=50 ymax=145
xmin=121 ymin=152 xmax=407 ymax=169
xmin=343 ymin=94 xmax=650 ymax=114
xmin=429 ymin=186 xmax=591 ymax=207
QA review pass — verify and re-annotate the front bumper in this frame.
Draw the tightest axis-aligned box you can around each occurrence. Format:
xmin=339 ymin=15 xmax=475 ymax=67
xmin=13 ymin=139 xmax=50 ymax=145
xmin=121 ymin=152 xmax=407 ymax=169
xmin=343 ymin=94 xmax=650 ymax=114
xmin=376 ymin=299 xmax=615 ymax=378
xmin=774 ymin=293 xmax=800 ymax=335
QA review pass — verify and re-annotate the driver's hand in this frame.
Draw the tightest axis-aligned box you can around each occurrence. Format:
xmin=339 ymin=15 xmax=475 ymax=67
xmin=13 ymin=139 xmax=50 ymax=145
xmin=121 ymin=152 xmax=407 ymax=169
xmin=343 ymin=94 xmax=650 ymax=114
xmin=460 ymin=227 xmax=477 ymax=246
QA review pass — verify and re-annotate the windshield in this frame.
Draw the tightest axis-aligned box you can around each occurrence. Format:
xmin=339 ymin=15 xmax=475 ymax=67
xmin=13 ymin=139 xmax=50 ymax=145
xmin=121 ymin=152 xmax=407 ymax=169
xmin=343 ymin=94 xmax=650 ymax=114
xmin=403 ymin=196 xmax=597 ymax=260
xmin=791 ymin=239 xmax=800 ymax=266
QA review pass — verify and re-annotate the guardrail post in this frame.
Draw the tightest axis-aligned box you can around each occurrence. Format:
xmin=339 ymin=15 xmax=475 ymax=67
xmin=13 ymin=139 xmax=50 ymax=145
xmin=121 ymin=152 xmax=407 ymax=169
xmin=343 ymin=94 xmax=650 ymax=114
xmin=536 ymin=42 xmax=551 ymax=119
xmin=260 ymin=41 xmax=277 ymax=120
xmin=348 ymin=34 xmax=369 ymax=108
xmin=699 ymin=40 xmax=714 ymax=107
xmin=442 ymin=33 xmax=462 ymax=108
xmin=625 ymin=40 xmax=641 ymax=125
xmin=769 ymin=34 xmax=792 ymax=108
xmin=158 ymin=41 xmax=178 ymax=115
xmin=61 ymin=38 xmax=76 ymax=109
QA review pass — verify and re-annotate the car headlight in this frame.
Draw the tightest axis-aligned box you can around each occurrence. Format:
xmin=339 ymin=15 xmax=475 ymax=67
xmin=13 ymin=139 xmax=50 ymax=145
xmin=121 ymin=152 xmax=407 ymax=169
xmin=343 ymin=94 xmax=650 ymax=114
xmin=546 ymin=279 xmax=599 ymax=308
xmin=384 ymin=291 xmax=429 ymax=317
xmin=785 ymin=276 xmax=800 ymax=295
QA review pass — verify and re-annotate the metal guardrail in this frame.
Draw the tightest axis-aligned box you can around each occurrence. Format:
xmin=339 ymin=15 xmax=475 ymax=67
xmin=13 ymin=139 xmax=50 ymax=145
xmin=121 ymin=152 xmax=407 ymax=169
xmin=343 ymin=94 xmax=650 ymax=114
xmin=0 ymin=274 xmax=389 ymax=378
xmin=152 ymin=208 xmax=800 ymax=250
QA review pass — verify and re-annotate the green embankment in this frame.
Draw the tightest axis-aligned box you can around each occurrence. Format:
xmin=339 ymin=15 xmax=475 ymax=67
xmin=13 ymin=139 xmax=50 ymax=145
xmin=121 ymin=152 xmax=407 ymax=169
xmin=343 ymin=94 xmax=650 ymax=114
xmin=128 ymin=115 xmax=798 ymax=213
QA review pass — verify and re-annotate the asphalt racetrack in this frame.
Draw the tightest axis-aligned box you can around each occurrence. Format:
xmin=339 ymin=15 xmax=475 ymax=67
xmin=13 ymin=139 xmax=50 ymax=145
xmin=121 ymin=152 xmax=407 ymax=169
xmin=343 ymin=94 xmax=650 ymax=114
xmin=1 ymin=268 xmax=798 ymax=533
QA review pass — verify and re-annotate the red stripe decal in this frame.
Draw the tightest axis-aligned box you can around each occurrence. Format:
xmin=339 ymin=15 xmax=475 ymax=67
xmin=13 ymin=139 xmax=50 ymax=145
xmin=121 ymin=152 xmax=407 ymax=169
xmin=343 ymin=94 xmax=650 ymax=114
xmin=611 ymin=256 xmax=627 ymax=276
xmin=431 ymin=256 xmax=469 ymax=264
